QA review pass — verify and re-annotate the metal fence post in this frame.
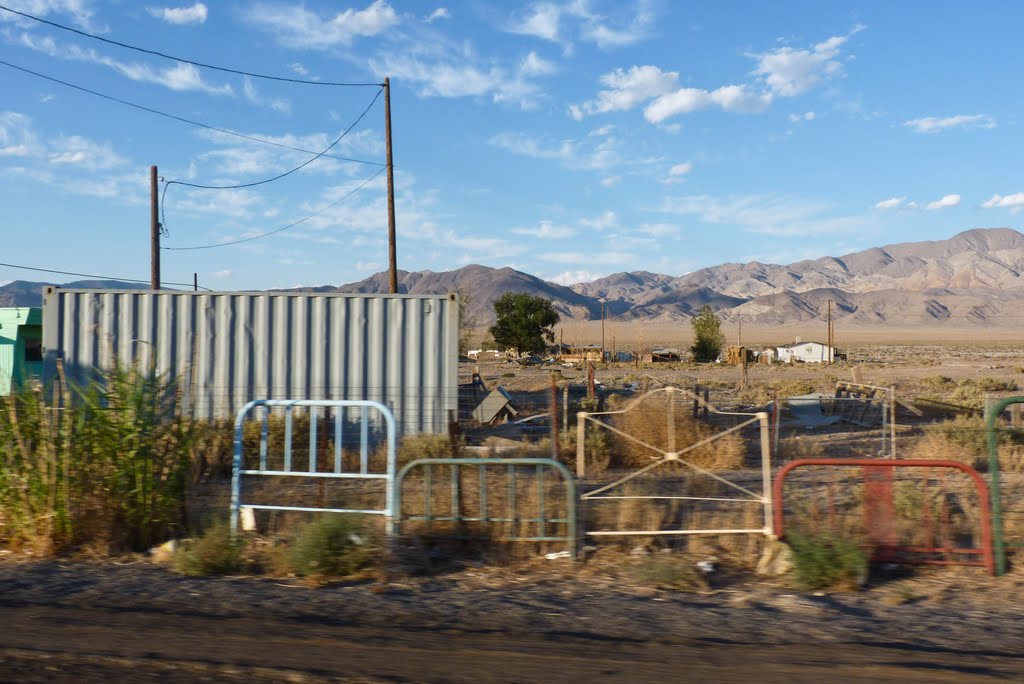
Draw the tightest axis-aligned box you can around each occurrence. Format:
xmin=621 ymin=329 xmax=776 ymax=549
xmin=986 ymin=397 xmax=1020 ymax=576
xmin=757 ymin=411 xmax=773 ymax=536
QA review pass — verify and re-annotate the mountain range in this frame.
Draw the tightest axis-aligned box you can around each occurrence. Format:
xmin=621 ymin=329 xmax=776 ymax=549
xmin=5 ymin=228 xmax=1024 ymax=327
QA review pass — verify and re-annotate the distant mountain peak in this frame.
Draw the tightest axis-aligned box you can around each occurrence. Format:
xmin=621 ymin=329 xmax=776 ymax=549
xmin=5 ymin=228 xmax=1023 ymax=327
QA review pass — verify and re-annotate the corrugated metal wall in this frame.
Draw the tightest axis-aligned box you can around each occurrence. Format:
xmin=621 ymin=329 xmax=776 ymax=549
xmin=42 ymin=288 xmax=459 ymax=433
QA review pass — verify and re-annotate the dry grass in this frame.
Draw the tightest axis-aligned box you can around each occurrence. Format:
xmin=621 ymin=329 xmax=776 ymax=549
xmin=608 ymin=392 xmax=747 ymax=470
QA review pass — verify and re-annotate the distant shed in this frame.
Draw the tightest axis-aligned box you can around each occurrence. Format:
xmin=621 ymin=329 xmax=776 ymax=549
xmin=0 ymin=307 xmax=43 ymax=395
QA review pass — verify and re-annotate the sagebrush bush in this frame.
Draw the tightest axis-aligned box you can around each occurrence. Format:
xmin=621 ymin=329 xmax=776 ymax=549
xmin=787 ymin=532 xmax=868 ymax=590
xmin=173 ymin=521 xmax=244 ymax=576
xmin=629 ymin=554 xmax=708 ymax=591
xmin=285 ymin=514 xmax=374 ymax=577
xmin=398 ymin=433 xmax=461 ymax=465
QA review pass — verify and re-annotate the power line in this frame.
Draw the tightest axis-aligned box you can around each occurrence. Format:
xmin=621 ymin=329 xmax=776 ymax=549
xmin=163 ymin=88 xmax=382 ymax=194
xmin=0 ymin=58 xmax=385 ymax=165
xmin=0 ymin=261 xmax=212 ymax=290
xmin=0 ymin=3 xmax=382 ymax=87
xmin=163 ymin=166 xmax=386 ymax=251
xmin=160 ymin=87 xmax=382 ymax=234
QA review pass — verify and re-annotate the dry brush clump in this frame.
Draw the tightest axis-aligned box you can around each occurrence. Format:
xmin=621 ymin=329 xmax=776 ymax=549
xmin=903 ymin=413 xmax=1024 ymax=472
xmin=608 ymin=393 xmax=747 ymax=470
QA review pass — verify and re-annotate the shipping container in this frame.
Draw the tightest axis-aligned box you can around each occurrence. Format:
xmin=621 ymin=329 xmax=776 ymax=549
xmin=42 ymin=288 xmax=459 ymax=434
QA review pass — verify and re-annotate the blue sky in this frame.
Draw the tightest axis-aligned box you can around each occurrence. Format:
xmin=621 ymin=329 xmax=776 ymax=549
xmin=1 ymin=1 xmax=1022 ymax=290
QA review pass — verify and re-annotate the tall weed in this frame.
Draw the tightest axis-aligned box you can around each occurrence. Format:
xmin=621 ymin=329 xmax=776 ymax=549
xmin=0 ymin=385 xmax=72 ymax=553
xmin=0 ymin=364 xmax=195 ymax=554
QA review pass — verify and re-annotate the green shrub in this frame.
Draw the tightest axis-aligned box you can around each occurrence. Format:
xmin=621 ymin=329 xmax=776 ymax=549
xmin=787 ymin=532 xmax=868 ymax=590
xmin=174 ymin=521 xmax=244 ymax=576
xmin=285 ymin=514 xmax=373 ymax=577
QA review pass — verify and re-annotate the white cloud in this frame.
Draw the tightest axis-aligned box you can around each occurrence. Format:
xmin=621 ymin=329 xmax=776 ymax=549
xmin=904 ymin=114 xmax=996 ymax=134
xmin=288 ymin=63 xmax=316 ymax=79
xmin=425 ymin=7 xmax=449 ymax=22
xmin=570 ymin=65 xmax=678 ymax=119
xmin=663 ymin=193 xmax=866 ymax=237
xmin=510 ymin=2 xmax=563 ymax=42
xmin=18 ymin=33 xmax=233 ymax=95
xmin=246 ymin=0 xmax=399 ymax=49
xmin=925 ymin=194 xmax=960 ymax=210
xmin=48 ymin=135 xmax=126 ymax=169
xmin=242 ymin=77 xmax=291 ymax=113
xmin=370 ymin=49 xmax=546 ymax=110
xmin=873 ymin=196 xmax=905 ymax=210
xmin=709 ymin=84 xmax=773 ymax=113
xmin=754 ymin=26 xmax=863 ymax=97
xmin=511 ymin=220 xmax=576 ymax=240
xmin=788 ymin=111 xmax=816 ymax=123
xmin=600 ymin=175 xmax=621 ymax=187
xmin=574 ymin=27 xmax=858 ymax=124
xmin=580 ymin=210 xmax=617 ymax=230
xmin=487 ymin=131 xmax=618 ymax=171
xmin=659 ymin=158 xmax=692 ymax=183
xmin=0 ymin=0 xmax=98 ymax=30
xmin=170 ymin=187 xmax=266 ymax=219
xmin=214 ymin=269 xmax=232 ymax=279
xmin=579 ymin=0 xmax=655 ymax=49
xmin=638 ymin=223 xmax=680 ymax=237
xmin=644 ymin=83 xmax=772 ymax=123
xmin=508 ymin=1 xmax=654 ymax=49
xmin=548 ymin=270 xmax=601 ymax=285
xmin=542 ymin=251 xmax=634 ymax=265
xmin=981 ymin=193 xmax=1024 ymax=214
xmin=589 ymin=124 xmax=614 ymax=137
xmin=356 ymin=260 xmax=382 ymax=271
xmin=520 ymin=51 xmax=557 ymax=77
xmin=0 ymin=111 xmax=40 ymax=157
xmin=149 ymin=3 xmax=208 ymax=25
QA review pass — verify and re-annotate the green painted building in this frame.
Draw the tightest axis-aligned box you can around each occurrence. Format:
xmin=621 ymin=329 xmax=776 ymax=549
xmin=0 ymin=307 xmax=43 ymax=395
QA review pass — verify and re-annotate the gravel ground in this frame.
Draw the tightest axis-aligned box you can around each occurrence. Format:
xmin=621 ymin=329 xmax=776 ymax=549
xmin=1 ymin=554 xmax=1023 ymax=682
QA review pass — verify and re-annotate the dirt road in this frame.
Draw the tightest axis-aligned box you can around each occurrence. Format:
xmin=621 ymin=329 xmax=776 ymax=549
xmin=2 ymin=560 xmax=1023 ymax=682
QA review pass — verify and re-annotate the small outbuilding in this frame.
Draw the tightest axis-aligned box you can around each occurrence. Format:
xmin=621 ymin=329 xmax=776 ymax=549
xmin=0 ymin=307 xmax=43 ymax=395
xmin=776 ymin=340 xmax=839 ymax=364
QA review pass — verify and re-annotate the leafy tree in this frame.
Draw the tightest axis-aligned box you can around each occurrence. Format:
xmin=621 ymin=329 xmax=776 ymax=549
xmin=690 ymin=304 xmax=725 ymax=362
xmin=489 ymin=293 xmax=560 ymax=356
xmin=456 ymin=288 xmax=478 ymax=355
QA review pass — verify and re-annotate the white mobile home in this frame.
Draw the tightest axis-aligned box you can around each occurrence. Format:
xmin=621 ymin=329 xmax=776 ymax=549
xmin=776 ymin=340 xmax=836 ymax=364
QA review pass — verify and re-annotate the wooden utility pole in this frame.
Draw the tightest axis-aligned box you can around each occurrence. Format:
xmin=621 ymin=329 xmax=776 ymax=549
xmin=383 ymin=77 xmax=398 ymax=294
xmin=150 ymin=165 xmax=160 ymax=290
xmin=600 ymin=300 xmax=606 ymax=363
xmin=827 ymin=299 xmax=832 ymax=365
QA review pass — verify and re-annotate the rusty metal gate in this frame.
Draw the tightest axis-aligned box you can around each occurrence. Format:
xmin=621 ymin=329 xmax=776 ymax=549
xmin=574 ymin=387 xmax=773 ymax=540
xmin=773 ymin=458 xmax=995 ymax=575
